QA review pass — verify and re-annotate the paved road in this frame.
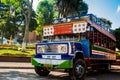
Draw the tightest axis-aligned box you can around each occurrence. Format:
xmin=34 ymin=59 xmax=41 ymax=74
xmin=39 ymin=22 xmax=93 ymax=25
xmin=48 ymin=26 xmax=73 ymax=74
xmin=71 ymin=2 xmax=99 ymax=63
xmin=0 ymin=68 xmax=68 ymax=80
xmin=0 ymin=62 xmax=120 ymax=80
xmin=0 ymin=67 xmax=120 ymax=80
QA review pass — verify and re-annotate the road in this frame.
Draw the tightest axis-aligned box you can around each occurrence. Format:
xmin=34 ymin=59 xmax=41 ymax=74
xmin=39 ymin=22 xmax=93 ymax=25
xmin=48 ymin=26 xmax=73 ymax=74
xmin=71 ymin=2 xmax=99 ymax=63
xmin=0 ymin=65 xmax=120 ymax=80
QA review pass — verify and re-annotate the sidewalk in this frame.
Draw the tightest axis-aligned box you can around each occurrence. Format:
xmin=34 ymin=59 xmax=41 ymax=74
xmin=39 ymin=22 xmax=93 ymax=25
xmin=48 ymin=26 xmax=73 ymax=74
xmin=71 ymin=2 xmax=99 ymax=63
xmin=0 ymin=62 xmax=34 ymax=69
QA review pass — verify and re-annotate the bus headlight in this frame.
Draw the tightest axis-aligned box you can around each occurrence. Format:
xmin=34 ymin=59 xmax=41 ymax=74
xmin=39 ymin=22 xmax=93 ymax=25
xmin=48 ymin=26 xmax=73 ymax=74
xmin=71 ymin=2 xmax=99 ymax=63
xmin=61 ymin=46 xmax=67 ymax=52
xmin=36 ymin=44 xmax=68 ymax=54
xmin=37 ymin=46 xmax=44 ymax=53
xmin=58 ymin=45 xmax=67 ymax=53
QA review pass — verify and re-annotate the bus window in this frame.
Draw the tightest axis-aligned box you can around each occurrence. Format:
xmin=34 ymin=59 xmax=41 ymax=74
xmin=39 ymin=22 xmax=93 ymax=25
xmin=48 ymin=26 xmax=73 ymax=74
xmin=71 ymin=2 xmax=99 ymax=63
xmin=53 ymin=34 xmax=79 ymax=42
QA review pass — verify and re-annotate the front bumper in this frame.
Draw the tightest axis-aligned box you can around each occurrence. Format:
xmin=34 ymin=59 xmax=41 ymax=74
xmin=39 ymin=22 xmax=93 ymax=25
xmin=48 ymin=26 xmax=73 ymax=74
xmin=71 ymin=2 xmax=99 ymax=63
xmin=31 ymin=58 xmax=72 ymax=69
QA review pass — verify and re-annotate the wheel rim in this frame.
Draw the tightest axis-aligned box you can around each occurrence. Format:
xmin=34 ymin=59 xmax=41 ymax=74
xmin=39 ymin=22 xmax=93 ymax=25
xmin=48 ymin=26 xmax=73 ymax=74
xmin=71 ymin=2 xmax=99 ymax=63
xmin=107 ymin=64 xmax=111 ymax=70
xmin=75 ymin=63 xmax=85 ymax=78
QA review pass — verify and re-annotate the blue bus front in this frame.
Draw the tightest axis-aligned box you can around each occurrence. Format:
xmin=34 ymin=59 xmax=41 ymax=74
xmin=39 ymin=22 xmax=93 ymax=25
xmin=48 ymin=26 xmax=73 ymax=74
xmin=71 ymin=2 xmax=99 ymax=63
xmin=32 ymin=42 xmax=74 ymax=69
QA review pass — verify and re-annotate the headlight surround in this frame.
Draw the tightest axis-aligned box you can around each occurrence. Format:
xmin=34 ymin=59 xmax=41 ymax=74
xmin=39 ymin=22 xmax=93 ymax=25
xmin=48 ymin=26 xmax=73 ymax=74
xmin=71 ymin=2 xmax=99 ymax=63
xmin=37 ymin=45 xmax=45 ymax=53
xmin=58 ymin=44 xmax=67 ymax=53
xmin=36 ymin=44 xmax=68 ymax=54
xmin=61 ymin=46 xmax=67 ymax=53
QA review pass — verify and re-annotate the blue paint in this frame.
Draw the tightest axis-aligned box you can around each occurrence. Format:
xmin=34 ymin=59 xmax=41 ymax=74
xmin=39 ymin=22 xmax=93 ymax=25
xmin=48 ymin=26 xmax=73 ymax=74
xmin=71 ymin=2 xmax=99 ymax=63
xmin=35 ymin=42 xmax=73 ymax=60
xmin=35 ymin=53 xmax=73 ymax=60
xmin=80 ymin=40 xmax=90 ymax=57
xmin=91 ymin=54 xmax=106 ymax=58
xmin=70 ymin=42 xmax=83 ymax=55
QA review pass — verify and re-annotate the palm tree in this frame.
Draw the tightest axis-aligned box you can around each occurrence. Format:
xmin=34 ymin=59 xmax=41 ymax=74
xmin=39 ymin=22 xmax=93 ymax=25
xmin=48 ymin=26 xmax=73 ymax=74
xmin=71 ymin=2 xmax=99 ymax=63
xmin=55 ymin=0 xmax=88 ymax=18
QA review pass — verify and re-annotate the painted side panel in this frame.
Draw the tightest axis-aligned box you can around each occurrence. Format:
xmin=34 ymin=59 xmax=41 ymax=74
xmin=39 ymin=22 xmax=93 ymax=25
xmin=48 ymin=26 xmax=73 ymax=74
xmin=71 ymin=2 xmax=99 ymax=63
xmin=91 ymin=50 xmax=116 ymax=60
xmin=91 ymin=45 xmax=116 ymax=60
xmin=80 ymin=40 xmax=90 ymax=57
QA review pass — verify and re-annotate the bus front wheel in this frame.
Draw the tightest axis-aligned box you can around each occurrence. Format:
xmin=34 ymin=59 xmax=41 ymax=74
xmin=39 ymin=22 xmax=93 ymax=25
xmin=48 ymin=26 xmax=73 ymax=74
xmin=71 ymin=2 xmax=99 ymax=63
xmin=35 ymin=66 xmax=50 ymax=76
xmin=69 ymin=59 xmax=86 ymax=80
xmin=105 ymin=63 xmax=111 ymax=71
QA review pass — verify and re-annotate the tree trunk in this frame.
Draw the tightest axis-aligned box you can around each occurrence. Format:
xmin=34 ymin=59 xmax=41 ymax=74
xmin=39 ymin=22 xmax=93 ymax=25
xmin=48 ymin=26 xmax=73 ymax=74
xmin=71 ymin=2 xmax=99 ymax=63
xmin=20 ymin=0 xmax=33 ymax=51
xmin=22 ymin=15 xmax=30 ymax=51
xmin=22 ymin=24 xmax=29 ymax=51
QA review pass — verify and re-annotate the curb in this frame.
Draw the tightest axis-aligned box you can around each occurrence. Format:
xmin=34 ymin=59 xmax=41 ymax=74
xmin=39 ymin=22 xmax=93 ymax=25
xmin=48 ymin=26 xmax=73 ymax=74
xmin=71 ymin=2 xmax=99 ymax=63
xmin=0 ymin=66 xmax=34 ymax=69
xmin=0 ymin=56 xmax=31 ymax=62
xmin=0 ymin=62 xmax=34 ymax=69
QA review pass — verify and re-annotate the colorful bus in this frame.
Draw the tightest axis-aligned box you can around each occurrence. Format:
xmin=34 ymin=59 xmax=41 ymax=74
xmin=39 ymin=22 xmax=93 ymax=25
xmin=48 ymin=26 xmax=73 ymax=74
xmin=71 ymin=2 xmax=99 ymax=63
xmin=32 ymin=14 xmax=116 ymax=80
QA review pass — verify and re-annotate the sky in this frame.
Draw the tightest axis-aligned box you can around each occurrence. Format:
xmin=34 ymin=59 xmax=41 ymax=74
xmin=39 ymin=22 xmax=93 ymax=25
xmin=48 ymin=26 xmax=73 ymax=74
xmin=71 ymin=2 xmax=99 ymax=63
xmin=84 ymin=0 xmax=120 ymax=30
xmin=33 ymin=0 xmax=40 ymax=11
xmin=33 ymin=0 xmax=120 ymax=30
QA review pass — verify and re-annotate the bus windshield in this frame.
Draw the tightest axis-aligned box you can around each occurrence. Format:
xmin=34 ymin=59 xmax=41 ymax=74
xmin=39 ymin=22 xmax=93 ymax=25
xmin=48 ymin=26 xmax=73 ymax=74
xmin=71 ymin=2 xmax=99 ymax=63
xmin=44 ymin=34 xmax=80 ymax=42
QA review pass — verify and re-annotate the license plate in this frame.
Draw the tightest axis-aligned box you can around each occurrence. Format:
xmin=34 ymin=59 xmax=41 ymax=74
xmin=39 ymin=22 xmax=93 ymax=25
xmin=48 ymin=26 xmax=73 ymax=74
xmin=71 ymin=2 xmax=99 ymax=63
xmin=44 ymin=64 xmax=52 ymax=67
xmin=42 ymin=55 xmax=61 ymax=59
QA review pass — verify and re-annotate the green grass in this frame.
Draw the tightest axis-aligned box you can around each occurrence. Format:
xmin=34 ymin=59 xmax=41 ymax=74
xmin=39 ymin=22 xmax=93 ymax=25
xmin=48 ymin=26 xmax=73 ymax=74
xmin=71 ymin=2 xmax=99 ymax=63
xmin=0 ymin=46 xmax=35 ymax=57
xmin=116 ymin=51 xmax=120 ymax=56
xmin=92 ymin=46 xmax=108 ymax=52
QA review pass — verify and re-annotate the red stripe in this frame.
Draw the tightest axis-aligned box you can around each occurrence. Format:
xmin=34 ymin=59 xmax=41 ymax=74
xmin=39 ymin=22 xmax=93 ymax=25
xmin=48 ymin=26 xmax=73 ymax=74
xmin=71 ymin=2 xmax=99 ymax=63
xmin=92 ymin=50 xmax=116 ymax=60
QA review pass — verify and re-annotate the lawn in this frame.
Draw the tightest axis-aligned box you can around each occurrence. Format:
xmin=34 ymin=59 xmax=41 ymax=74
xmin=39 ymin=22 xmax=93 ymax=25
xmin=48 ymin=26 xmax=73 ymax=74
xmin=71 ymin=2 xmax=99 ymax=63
xmin=116 ymin=51 xmax=120 ymax=56
xmin=0 ymin=45 xmax=35 ymax=57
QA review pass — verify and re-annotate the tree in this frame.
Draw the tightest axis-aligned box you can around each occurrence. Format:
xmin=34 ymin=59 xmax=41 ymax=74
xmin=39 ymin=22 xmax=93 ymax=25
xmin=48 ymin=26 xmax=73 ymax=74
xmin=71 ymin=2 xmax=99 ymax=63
xmin=36 ymin=0 xmax=56 ymax=41
xmin=36 ymin=0 xmax=55 ymax=25
xmin=55 ymin=0 xmax=88 ymax=18
xmin=0 ymin=2 xmax=10 ymax=44
xmin=1 ymin=0 xmax=24 ymax=40
xmin=0 ymin=0 xmax=37 ymax=50
xmin=115 ymin=28 xmax=120 ymax=50
xmin=18 ymin=0 xmax=33 ymax=51
xmin=29 ymin=11 xmax=38 ymax=31
xmin=100 ymin=18 xmax=112 ymax=27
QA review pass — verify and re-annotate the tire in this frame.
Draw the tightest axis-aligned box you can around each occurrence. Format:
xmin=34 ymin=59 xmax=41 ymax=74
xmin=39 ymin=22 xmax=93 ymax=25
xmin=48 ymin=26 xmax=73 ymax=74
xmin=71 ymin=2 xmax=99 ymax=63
xmin=69 ymin=59 xmax=86 ymax=80
xmin=104 ymin=63 xmax=111 ymax=71
xmin=35 ymin=66 xmax=50 ymax=76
